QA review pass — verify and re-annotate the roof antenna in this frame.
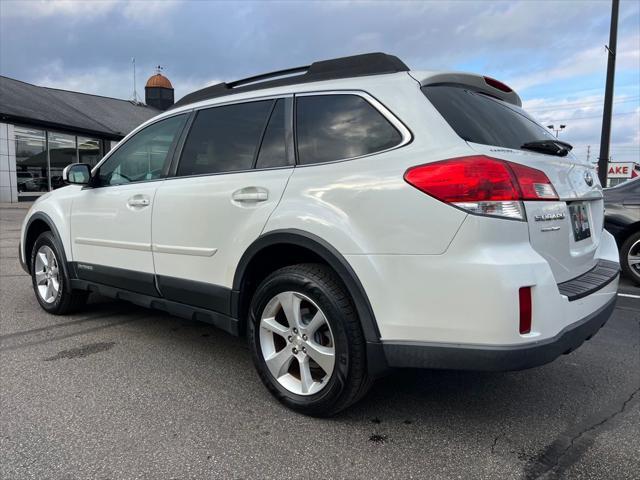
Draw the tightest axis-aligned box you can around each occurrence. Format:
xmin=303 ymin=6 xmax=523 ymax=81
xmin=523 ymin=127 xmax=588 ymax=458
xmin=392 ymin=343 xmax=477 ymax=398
xmin=131 ymin=57 xmax=139 ymax=103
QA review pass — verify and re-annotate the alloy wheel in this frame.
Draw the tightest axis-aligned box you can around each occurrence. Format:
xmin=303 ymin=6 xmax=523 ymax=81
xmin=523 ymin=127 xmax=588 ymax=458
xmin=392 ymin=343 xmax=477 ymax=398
xmin=259 ymin=291 xmax=335 ymax=396
xmin=34 ymin=245 xmax=60 ymax=304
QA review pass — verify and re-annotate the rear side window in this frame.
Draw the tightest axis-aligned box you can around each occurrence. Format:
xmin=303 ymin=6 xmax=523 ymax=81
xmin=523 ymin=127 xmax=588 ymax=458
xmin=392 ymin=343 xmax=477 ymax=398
xmin=177 ymin=100 xmax=272 ymax=176
xmin=256 ymin=99 xmax=289 ymax=169
xmin=296 ymin=94 xmax=402 ymax=165
xmin=422 ymin=85 xmax=556 ymax=150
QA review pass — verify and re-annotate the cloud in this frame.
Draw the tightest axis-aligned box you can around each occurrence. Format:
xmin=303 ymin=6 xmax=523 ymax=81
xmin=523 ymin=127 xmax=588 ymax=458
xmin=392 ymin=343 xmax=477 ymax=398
xmin=523 ymin=93 xmax=640 ymax=163
xmin=0 ymin=0 xmax=180 ymax=22
xmin=0 ymin=0 xmax=117 ymax=18
xmin=0 ymin=0 xmax=637 ymax=162
xmin=122 ymin=0 xmax=182 ymax=23
xmin=509 ymin=34 xmax=640 ymax=93
xmin=32 ymin=59 xmax=219 ymax=102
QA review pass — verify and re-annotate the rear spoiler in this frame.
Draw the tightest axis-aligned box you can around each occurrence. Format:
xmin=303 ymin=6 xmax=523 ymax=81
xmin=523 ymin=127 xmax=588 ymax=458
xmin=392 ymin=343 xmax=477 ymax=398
xmin=415 ymin=72 xmax=522 ymax=107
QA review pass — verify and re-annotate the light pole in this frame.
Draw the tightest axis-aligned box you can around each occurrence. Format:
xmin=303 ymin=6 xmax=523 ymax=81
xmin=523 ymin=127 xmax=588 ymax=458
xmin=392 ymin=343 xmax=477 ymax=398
xmin=547 ymin=124 xmax=566 ymax=138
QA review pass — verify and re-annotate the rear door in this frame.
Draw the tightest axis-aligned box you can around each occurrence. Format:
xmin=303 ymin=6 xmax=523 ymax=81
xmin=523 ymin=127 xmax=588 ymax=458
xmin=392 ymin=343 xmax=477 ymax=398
xmin=151 ymin=97 xmax=294 ymax=312
xmin=423 ymin=84 xmax=603 ymax=283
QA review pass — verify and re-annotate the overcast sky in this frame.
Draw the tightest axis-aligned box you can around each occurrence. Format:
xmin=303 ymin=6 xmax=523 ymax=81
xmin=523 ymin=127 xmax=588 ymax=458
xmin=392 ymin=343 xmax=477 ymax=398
xmin=1 ymin=0 xmax=638 ymax=162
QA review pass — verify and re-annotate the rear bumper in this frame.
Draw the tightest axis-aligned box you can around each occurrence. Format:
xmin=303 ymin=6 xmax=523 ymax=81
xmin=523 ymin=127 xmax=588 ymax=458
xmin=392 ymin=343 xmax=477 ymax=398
xmin=383 ymin=295 xmax=617 ymax=371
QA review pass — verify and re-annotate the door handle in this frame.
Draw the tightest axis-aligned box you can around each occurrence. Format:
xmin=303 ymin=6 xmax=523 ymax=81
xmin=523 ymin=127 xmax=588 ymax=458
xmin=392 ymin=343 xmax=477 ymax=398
xmin=232 ymin=187 xmax=269 ymax=203
xmin=127 ymin=195 xmax=150 ymax=208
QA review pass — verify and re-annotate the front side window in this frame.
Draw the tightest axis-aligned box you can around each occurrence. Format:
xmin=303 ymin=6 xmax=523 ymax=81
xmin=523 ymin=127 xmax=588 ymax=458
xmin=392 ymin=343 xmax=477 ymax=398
xmin=97 ymin=114 xmax=187 ymax=186
xmin=296 ymin=94 xmax=403 ymax=165
xmin=177 ymin=100 xmax=273 ymax=176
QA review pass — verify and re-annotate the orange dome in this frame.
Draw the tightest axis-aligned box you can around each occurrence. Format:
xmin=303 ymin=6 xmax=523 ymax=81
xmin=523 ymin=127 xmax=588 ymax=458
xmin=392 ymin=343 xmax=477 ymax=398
xmin=145 ymin=73 xmax=173 ymax=89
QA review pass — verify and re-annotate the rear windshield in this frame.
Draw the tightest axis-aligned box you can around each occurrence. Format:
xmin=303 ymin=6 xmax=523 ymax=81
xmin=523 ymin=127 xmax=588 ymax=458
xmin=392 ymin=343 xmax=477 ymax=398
xmin=422 ymin=85 xmax=556 ymax=150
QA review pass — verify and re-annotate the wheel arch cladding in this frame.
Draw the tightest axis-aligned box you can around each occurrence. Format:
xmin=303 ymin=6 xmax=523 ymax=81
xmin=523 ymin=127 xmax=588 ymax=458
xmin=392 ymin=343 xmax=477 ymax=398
xmin=232 ymin=229 xmax=381 ymax=344
xmin=24 ymin=212 xmax=67 ymax=274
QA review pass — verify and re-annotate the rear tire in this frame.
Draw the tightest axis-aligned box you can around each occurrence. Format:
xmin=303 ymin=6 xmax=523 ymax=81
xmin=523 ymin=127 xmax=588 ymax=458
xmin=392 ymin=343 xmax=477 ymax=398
xmin=620 ymin=231 xmax=640 ymax=286
xmin=31 ymin=231 xmax=88 ymax=314
xmin=248 ymin=263 xmax=371 ymax=416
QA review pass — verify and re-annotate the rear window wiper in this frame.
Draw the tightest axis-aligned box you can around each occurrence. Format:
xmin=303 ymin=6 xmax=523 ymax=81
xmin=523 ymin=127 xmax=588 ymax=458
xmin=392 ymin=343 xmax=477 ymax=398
xmin=520 ymin=140 xmax=573 ymax=157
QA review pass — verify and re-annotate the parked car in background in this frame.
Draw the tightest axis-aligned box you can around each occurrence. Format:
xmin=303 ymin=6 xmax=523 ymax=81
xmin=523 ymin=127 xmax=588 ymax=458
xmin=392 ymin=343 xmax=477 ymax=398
xmin=604 ymin=177 xmax=640 ymax=285
xmin=16 ymin=171 xmax=39 ymax=192
xmin=18 ymin=53 xmax=621 ymax=415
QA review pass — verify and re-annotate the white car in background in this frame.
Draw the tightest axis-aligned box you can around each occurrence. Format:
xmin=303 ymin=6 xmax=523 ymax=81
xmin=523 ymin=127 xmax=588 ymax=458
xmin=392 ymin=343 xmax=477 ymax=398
xmin=19 ymin=53 xmax=620 ymax=416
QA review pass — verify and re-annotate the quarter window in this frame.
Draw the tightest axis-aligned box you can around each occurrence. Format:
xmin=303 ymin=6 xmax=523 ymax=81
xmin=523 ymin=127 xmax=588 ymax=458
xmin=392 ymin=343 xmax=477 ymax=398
xmin=97 ymin=114 xmax=187 ymax=186
xmin=296 ymin=94 xmax=403 ymax=165
xmin=177 ymin=100 xmax=273 ymax=176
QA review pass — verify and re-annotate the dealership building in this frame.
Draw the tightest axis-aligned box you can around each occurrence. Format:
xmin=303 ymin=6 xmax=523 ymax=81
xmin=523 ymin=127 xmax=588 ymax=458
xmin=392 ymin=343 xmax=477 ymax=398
xmin=0 ymin=71 xmax=174 ymax=202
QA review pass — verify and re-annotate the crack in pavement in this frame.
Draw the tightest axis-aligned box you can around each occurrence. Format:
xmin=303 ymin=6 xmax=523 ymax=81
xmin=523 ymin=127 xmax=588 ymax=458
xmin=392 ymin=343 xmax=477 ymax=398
xmin=491 ymin=433 xmax=503 ymax=454
xmin=524 ymin=387 xmax=640 ymax=479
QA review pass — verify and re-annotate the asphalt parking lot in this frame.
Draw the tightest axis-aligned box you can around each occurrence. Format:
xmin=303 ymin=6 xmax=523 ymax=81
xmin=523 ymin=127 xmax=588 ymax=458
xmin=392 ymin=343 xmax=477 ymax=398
xmin=1 ymin=204 xmax=638 ymax=480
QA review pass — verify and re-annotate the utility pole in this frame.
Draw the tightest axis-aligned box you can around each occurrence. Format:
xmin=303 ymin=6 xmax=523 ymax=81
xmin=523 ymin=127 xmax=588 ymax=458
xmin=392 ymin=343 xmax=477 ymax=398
xmin=587 ymin=145 xmax=591 ymax=163
xmin=598 ymin=0 xmax=619 ymax=186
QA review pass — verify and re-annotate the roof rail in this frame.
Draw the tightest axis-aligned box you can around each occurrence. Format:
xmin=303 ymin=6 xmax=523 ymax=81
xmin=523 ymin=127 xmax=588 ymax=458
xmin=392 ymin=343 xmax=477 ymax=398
xmin=171 ymin=52 xmax=409 ymax=109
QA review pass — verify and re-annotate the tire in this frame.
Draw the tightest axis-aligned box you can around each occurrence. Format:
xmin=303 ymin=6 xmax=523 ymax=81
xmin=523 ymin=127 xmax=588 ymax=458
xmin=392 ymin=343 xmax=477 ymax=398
xmin=30 ymin=231 xmax=88 ymax=314
xmin=248 ymin=263 xmax=371 ymax=416
xmin=620 ymin=231 xmax=640 ymax=286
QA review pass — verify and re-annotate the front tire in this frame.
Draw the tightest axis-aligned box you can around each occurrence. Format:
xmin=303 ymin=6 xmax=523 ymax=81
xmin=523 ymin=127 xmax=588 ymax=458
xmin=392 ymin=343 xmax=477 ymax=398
xmin=31 ymin=231 xmax=88 ymax=314
xmin=620 ymin=231 xmax=640 ymax=286
xmin=248 ymin=263 xmax=371 ymax=416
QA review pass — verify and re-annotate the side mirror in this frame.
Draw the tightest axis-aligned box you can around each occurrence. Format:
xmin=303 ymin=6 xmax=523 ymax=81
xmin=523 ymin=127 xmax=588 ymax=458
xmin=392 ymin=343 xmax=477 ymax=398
xmin=62 ymin=163 xmax=92 ymax=185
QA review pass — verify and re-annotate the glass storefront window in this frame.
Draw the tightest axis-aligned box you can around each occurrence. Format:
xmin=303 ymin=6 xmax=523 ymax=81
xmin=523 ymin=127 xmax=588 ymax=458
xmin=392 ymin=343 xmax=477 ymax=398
xmin=48 ymin=132 xmax=77 ymax=190
xmin=13 ymin=127 xmax=107 ymax=196
xmin=77 ymin=137 xmax=101 ymax=166
xmin=15 ymin=127 xmax=48 ymax=196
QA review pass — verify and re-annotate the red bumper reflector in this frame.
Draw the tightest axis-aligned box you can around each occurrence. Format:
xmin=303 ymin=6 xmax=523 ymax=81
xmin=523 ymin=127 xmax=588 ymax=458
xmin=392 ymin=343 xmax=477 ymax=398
xmin=519 ymin=287 xmax=532 ymax=334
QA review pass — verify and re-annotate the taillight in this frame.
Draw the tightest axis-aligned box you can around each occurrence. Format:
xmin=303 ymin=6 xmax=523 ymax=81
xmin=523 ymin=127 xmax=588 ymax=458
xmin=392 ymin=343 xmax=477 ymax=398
xmin=483 ymin=76 xmax=513 ymax=93
xmin=404 ymin=156 xmax=558 ymax=220
xmin=519 ymin=286 xmax=532 ymax=334
xmin=508 ymin=161 xmax=558 ymax=200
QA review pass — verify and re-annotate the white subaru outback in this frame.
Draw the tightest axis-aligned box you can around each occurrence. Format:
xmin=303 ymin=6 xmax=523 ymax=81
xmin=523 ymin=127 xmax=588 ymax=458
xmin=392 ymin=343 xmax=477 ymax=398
xmin=19 ymin=53 xmax=620 ymax=415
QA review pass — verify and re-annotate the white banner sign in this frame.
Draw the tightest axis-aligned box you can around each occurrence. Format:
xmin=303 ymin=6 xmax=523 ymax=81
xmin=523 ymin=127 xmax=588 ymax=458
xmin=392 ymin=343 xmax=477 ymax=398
xmin=607 ymin=163 xmax=637 ymax=179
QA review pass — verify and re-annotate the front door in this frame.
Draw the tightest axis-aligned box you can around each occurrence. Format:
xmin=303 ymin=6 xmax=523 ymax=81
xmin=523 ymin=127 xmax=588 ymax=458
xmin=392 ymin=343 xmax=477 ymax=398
xmin=70 ymin=113 xmax=188 ymax=295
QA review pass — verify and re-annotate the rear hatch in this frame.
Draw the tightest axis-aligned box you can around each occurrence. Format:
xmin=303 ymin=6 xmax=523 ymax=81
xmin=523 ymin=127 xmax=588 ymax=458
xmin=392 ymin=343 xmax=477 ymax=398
xmin=421 ymin=80 xmax=603 ymax=283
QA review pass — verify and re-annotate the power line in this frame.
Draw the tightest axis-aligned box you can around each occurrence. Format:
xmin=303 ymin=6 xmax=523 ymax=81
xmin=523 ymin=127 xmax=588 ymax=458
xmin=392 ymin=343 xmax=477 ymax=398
xmin=526 ymin=96 xmax=639 ymax=112
xmin=519 ymin=82 xmax=638 ymax=98
xmin=533 ymin=111 xmax=637 ymax=122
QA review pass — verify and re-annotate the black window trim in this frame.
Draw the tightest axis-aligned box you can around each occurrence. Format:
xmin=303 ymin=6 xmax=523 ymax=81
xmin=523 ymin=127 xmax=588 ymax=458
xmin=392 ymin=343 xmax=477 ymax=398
xmin=167 ymin=94 xmax=296 ymax=180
